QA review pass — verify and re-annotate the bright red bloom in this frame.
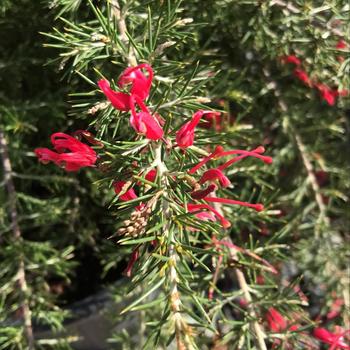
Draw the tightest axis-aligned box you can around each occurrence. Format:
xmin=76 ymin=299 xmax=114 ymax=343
xmin=218 ymin=146 xmax=272 ymax=171
xmin=293 ymin=68 xmax=312 ymax=86
xmin=130 ymin=97 xmax=164 ymax=140
xmin=145 ymin=169 xmax=157 ymax=182
xmin=199 ymin=168 xmax=231 ymax=188
xmin=113 ymin=181 xmax=138 ymax=201
xmin=189 ymin=145 xmax=224 ymax=174
xmin=266 ymin=308 xmax=288 ymax=332
xmin=198 ymin=111 xmax=222 ymax=131
xmin=98 ymin=64 xmax=154 ymax=112
xmin=35 ymin=132 xmax=97 ymax=172
xmin=336 ymin=40 xmax=347 ymax=49
xmin=281 ymin=55 xmax=301 ymax=66
xmin=313 ymin=328 xmax=350 ymax=350
xmin=98 ymin=79 xmax=131 ymax=111
xmin=118 ymin=63 xmax=153 ymax=101
xmin=315 ymin=84 xmax=338 ymax=106
xmin=204 ymin=196 xmax=264 ymax=212
xmin=187 ymin=203 xmax=231 ymax=228
xmin=123 ymin=248 xmax=140 ymax=277
xmin=176 ymin=110 xmax=221 ymax=149
xmin=191 ymin=184 xmax=217 ymax=200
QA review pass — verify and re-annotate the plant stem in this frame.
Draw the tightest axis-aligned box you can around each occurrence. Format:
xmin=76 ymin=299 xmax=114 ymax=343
xmin=0 ymin=131 xmax=34 ymax=350
xmin=110 ymin=0 xmax=137 ymax=66
xmin=154 ymin=143 xmax=194 ymax=350
xmin=229 ymin=245 xmax=267 ymax=350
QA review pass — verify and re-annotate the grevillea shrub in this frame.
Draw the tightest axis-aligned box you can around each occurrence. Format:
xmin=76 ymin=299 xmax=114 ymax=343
xmin=1 ymin=1 xmax=349 ymax=349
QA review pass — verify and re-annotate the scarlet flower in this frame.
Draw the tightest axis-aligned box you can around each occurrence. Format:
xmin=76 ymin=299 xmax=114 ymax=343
xmin=123 ymin=248 xmax=140 ymax=277
xmin=198 ymin=111 xmax=222 ymax=131
xmin=98 ymin=79 xmax=131 ymax=111
xmin=313 ymin=328 xmax=350 ymax=350
xmin=191 ymin=184 xmax=217 ymax=200
xmin=199 ymin=168 xmax=231 ymax=188
xmin=189 ymin=145 xmax=224 ymax=174
xmin=204 ymin=196 xmax=264 ymax=212
xmin=98 ymin=64 xmax=154 ymax=112
xmin=266 ymin=308 xmax=288 ymax=332
xmin=187 ymin=203 xmax=231 ymax=228
xmin=293 ymin=68 xmax=312 ymax=86
xmin=145 ymin=169 xmax=157 ymax=182
xmin=281 ymin=55 xmax=302 ymax=66
xmin=118 ymin=63 xmax=153 ymax=101
xmin=130 ymin=97 xmax=164 ymax=140
xmin=113 ymin=181 xmax=138 ymax=201
xmin=336 ymin=40 xmax=347 ymax=49
xmin=176 ymin=110 xmax=221 ymax=149
xmin=315 ymin=84 xmax=338 ymax=106
xmin=35 ymin=132 xmax=97 ymax=172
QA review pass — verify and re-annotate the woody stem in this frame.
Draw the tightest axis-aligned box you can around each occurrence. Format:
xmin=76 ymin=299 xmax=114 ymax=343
xmin=154 ymin=143 xmax=194 ymax=350
xmin=110 ymin=0 xmax=137 ymax=66
xmin=0 ymin=131 xmax=34 ymax=350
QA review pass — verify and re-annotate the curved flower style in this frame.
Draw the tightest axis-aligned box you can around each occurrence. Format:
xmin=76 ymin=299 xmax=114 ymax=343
xmin=204 ymin=196 xmax=264 ymax=212
xmin=187 ymin=203 xmax=231 ymax=228
xmin=35 ymin=132 xmax=97 ymax=172
xmin=176 ymin=110 xmax=221 ymax=149
xmin=199 ymin=168 xmax=231 ymax=188
xmin=313 ymin=328 xmax=350 ymax=350
xmin=130 ymin=97 xmax=164 ymax=140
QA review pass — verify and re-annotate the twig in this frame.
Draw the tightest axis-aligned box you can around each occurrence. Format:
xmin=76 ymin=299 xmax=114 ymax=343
xmin=229 ymin=244 xmax=267 ymax=350
xmin=263 ymin=69 xmax=330 ymax=237
xmin=0 ymin=131 xmax=34 ymax=350
xmin=209 ymin=191 xmax=267 ymax=350
xmin=110 ymin=0 xmax=137 ymax=66
xmin=154 ymin=143 xmax=194 ymax=350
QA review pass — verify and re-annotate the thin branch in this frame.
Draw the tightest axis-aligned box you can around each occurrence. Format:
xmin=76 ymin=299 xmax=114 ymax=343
xmin=110 ymin=0 xmax=137 ymax=66
xmin=229 ymin=245 xmax=267 ymax=350
xmin=154 ymin=143 xmax=194 ymax=350
xmin=0 ymin=131 xmax=34 ymax=350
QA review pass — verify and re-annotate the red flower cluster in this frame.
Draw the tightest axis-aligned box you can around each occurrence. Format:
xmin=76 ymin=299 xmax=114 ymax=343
xmin=281 ymin=54 xmax=349 ymax=106
xmin=313 ymin=328 xmax=350 ymax=350
xmin=187 ymin=144 xmax=272 ymax=228
xmin=98 ymin=64 xmax=163 ymax=140
xmin=35 ymin=132 xmax=97 ymax=171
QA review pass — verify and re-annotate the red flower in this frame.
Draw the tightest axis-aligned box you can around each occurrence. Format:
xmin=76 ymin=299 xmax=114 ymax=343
xmin=191 ymin=184 xmax=217 ymax=200
xmin=98 ymin=79 xmax=131 ymax=111
xmin=187 ymin=203 xmax=231 ymax=228
xmin=315 ymin=84 xmax=338 ymax=106
xmin=113 ymin=181 xmax=138 ymax=201
xmin=189 ymin=145 xmax=224 ymax=174
xmin=293 ymin=68 xmax=312 ymax=86
xmin=336 ymin=40 xmax=347 ymax=49
xmin=118 ymin=63 xmax=153 ymax=101
xmin=176 ymin=110 xmax=221 ymax=149
xmin=35 ymin=132 xmax=97 ymax=171
xmin=145 ymin=169 xmax=157 ymax=182
xmin=217 ymin=146 xmax=272 ymax=171
xmin=313 ymin=328 xmax=350 ymax=350
xmin=199 ymin=168 xmax=231 ymax=188
xmin=281 ymin=55 xmax=302 ymax=66
xmin=130 ymin=97 xmax=164 ymax=140
xmin=203 ymin=196 xmax=264 ymax=212
xmin=98 ymin=64 xmax=154 ymax=112
xmin=198 ymin=111 xmax=222 ymax=131
xmin=266 ymin=308 xmax=288 ymax=332
xmin=123 ymin=248 xmax=140 ymax=277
